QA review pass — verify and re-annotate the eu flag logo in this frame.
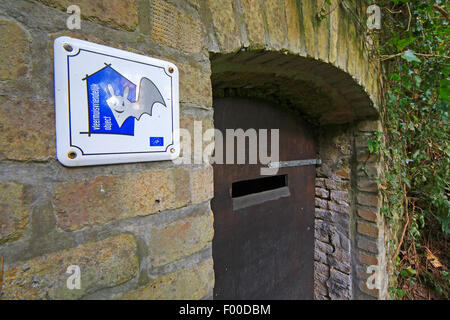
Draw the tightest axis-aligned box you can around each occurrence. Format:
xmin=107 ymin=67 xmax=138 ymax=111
xmin=150 ymin=137 xmax=164 ymax=146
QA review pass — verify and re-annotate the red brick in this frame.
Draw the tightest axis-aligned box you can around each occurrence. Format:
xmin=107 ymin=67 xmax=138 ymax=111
xmin=357 ymin=207 xmax=379 ymax=222
xmin=357 ymin=221 xmax=381 ymax=239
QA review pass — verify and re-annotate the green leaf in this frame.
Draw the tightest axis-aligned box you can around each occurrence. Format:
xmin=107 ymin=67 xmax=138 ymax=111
xmin=401 ymin=50 xmax=421 ymax=63
xmin=389 ymin=73 xmax=401 ymax=81
xmin=439 ymin=80 xmax=450 ymax=101
xmin=406 ymin=268 xmax=417 ymax=276
xmin=414 ymin=75 xmax=422 ymax=87
xmin=397 ymin=37 xmax=416 ymax=51
xmin=397 ymin=289 xmax=406 ymax=298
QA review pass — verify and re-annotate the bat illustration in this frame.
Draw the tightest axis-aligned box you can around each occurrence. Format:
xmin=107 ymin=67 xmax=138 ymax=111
xmin=106 ymin=78 xmax=167 ymax=127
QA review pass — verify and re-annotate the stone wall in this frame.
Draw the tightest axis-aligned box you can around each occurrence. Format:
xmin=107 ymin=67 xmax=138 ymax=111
xmin=313 ymin=121 xmax=386 ymax=300
xmin=0 ymin=0 xmax=385 ymax=300
xmin=314 ymin=125 xmax=353 ymax=300
xmin=0 ymin=0 xmax=214 ymax=300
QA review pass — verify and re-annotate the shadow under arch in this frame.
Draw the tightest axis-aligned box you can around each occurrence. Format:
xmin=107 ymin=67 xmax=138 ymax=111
xmin=210 ymin=50 xmax=379 ymax=126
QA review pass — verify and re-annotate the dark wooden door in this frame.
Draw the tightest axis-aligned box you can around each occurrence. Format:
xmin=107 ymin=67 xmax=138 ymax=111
xmin=212 ymin=97 xmax=316 ymax=300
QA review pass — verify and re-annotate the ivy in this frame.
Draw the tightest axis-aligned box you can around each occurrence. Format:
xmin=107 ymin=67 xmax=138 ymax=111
xmin=373 ymin=0 xmax=449 ymax=299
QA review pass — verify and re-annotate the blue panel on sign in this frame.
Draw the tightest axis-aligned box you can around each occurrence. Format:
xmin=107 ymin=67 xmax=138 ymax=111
xmin=85 ymin=65 xmax=136 ymax=135
xmin=150 ymin=137 xmax=164 ymax=146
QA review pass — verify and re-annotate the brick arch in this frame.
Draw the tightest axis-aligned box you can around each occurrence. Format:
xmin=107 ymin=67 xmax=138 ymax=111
xmin=200 ymin=0 xmax=382 ymax=119
xmin=210 ymin=50 xmax=377 ymax=125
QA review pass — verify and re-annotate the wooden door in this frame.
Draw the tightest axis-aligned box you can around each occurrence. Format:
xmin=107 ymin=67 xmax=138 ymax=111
xmin=212 ymin=97 xmax=316 ymax=300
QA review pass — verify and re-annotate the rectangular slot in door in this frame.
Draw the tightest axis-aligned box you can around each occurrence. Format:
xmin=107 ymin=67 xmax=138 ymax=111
xmin=232 ymin=175 xmax=290 ymax=210
xmin=232 ymin=175 xmax=288 ymax=197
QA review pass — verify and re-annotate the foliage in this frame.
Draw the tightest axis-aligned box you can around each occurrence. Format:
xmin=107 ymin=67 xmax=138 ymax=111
xmin=372 ymin=0 xmax=449 ymax=299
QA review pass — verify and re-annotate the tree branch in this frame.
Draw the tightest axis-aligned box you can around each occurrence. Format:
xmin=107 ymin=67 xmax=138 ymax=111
xmin=433 ymin=3 xmax=450 ymax=23
xmin=379 ymin=52 xmax=450 ymax=61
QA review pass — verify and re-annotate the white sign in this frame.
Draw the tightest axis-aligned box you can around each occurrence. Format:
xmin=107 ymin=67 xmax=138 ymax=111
xmin=53 ymin=36 xmax=180 ymax=166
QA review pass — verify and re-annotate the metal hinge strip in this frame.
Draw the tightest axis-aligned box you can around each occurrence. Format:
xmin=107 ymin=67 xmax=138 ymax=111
xmin=268 ymin=159 xmax=322 ymax=169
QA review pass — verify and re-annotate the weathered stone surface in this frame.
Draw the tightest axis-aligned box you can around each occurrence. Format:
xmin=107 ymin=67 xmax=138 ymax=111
xmin=302 ymin=0 xmax=316 ymax=57
xmin=357 ymin=221 xmax=381 ymax=239
xmin=335 ymin=168 xmax=350 ymax=180
xmin=316 ymin=1 xmax=329 ymax=62
xmin=314 ymin=247 xmax=327 ymax=264
xmin=314 ymin=270 xmax=330 ymax=298
xmin=327 ymin=268 xmax=351 ymax=300
xmin=315 ymin=293 xmax=331 ymax=300
xmin=53 ymin=169 xmax=190 ymax=231
xmin=357 ymin=193 xmax=381 ymax=207
xmin=328 ymin=201 xmax=350 ymax=215
xmin=325 ymin=178 xmax=349 ymax=191
xmin=358 ymin=120 xmax=382 ymax=132
xmin=315 ymin=187 xmax=329 ymax=199
xmin=241 ymin=0 xmax=265 ymax=46
xmin=36 ymin=0 xmax=138 ymax=31
xmin=150 ymin=0 xmax=203 ymax=53
xmin=315 ymin=198 xmax=328 ymax=209
xmin=328 ymin=248 xmax=351 ymax=274
xmin=331 ymin=229 xmax=351 ymax=252
xmin=284 ymin=0 xmax=302 ymax=52
xmin=148 ymin=208 xmax=213 ymax=267
xmin=328 ymin=0 xmax=339 ymax=64
xmin=0 ymin=182 xmax=30 ymax=244
xmin=320 ymin=129 xmax=352 ymax=157
xmin=357 ymin=177 xmax=379 ymax=193
xmin=357 ymin=207 xmax=379 ymax=223
xmin=314 ymin=279 xmax=329 ymax=297
xmin=0 ymin=18 xmax=30 ymax=80
xmin=186 ymin=0 xmax=200 ymax=8
xmin=1 ymin=234 xmax=139 ymax=299
xmin=179 ymin=63 xmax=212 ymax=107
xmin=315 ymin=261 xmax=330 ymax=277
xmin=0 ymin=97 xmax=55 ymax=161
xmin=346 ymin=21 xmax=357 ymax=76
xmin=359 ymin=280 xmax=380 ymax=298
xmin=355 ymin=134 xmax=372 ymax=148
xmin=122 ymin=258 xmax=213 ymax=299
xmin=316 ymin=208 xmax=334 ymax=223
xmin=336 ymin=5 xmax=348 ymax=71
xmin=356 ymin=264 xmax=370 ymax=280
xmin=315 ymin=219 xmax=332 ymax=243
xmin=356 ymin=149 xmax=379 ymax=163
xmin=315 ymin=178 xmax=326 ymax=188
xmin=191 ymin=166 xmax=214 ymax=204
xmin=330 ymin=190 xmax=349 ymax=204
xmin=207 ymin=0 xmax=240 ymax=51
xmin=357 ymin=235 xmax=381 ymax=254
xmin=357 ymin=162 xmax=381 ymax=178
xmin=265 ymin=0 xmax=287 ymax=49
xmin=316 ymin=240 xmax=334 ymax=255
xmin=314 ymin=261 xmax=330 ymax=291
xmin=359 ymin=252 xmax=378 ymax=266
